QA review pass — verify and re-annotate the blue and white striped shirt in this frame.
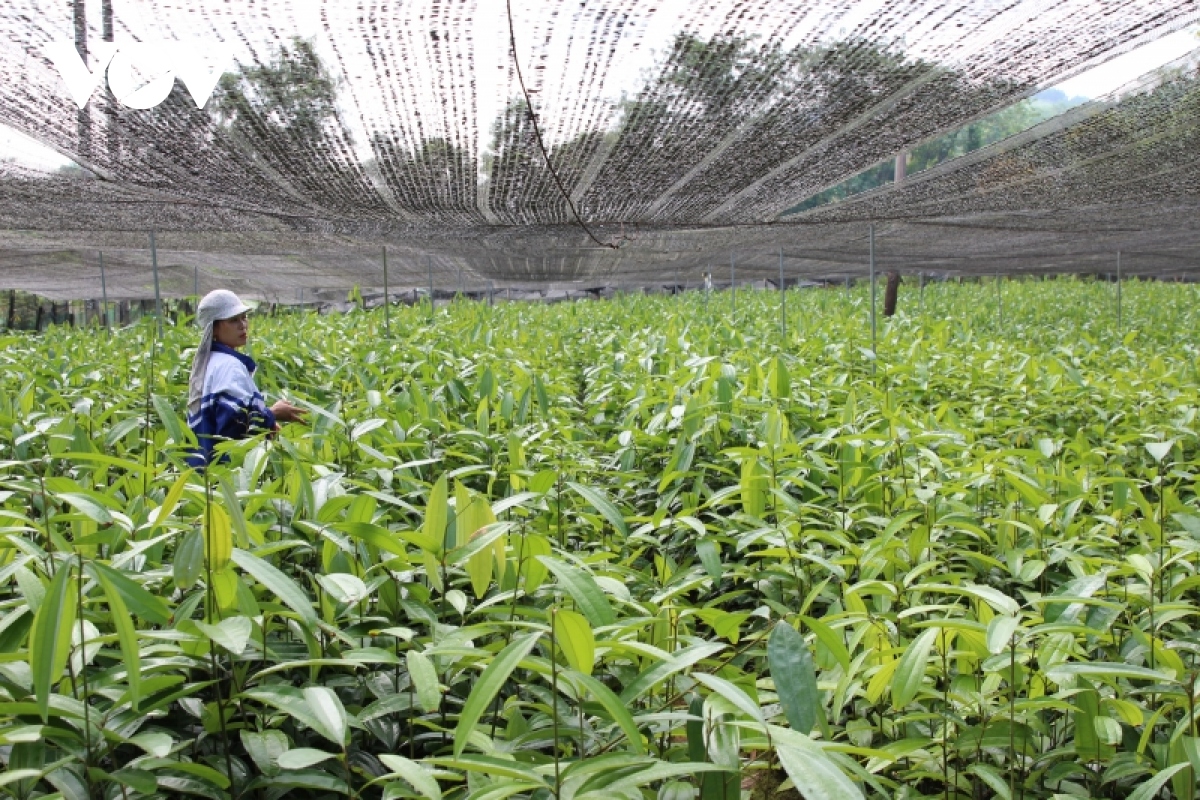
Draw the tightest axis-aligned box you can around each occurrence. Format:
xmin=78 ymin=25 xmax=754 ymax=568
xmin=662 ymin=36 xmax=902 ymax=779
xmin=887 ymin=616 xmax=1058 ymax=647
xmin=186 ymin=343 xmax=276 ymax=467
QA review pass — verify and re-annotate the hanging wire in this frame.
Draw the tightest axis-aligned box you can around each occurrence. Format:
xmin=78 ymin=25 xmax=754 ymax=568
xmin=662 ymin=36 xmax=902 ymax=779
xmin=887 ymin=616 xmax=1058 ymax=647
xmin=506 ymin=0 xmax=618 ymax=250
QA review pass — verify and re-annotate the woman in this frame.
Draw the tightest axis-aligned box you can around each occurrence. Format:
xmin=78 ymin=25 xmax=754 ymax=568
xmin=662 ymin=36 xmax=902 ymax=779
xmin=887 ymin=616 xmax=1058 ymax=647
xmin=186 ymin=289 xmax=306 ymax=467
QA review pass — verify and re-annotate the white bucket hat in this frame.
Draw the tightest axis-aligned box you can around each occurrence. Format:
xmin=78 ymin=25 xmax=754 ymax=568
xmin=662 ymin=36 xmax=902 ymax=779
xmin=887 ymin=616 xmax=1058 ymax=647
xmin=188 ymin=290 xmax=252 ymax=415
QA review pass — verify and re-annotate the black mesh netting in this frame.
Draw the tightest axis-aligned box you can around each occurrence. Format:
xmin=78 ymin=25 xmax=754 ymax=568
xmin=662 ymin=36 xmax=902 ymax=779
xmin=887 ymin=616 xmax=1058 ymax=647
xmin=0 ymin=1 xmax=1197 ymax=300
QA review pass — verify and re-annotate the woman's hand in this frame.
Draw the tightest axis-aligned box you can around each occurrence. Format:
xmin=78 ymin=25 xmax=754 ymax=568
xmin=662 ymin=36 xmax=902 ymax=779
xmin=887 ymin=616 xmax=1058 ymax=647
xmin=271 ymin=399 xmax=308 ymax=424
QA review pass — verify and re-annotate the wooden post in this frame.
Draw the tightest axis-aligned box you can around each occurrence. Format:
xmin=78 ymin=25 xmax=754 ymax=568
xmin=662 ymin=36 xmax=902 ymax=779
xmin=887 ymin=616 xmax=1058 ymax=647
xmin=5 ymin=290 xmax=14 ymax=330
xmin=883 ymin=271 xmax=900 ymax=317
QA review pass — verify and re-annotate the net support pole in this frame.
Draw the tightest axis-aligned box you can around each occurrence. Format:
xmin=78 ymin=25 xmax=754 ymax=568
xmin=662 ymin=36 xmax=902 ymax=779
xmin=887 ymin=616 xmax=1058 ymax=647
xmin=869 ymin=224 xmax=877 ymax=374
xmin=918 ymin=271 xmax=924 ymax=315
xmin=489 ymin=281 xmax=494 ymax=308
xmin=996 ymin=273 xmax=1002 ymax=328
xmin=99 ymin=250 xmax=109 ymax=330
xmin=150 ymin=230 xmax=162 ymax=338
xmin=427 ymin=255 xmax=434 ymax=321
xmin=779 ymin=247 xmax=786 ymax=341
xmin=193 ymin=264 xmax=198 ymax=299
xmin=730 ymin=253 xmax=735 ymax=316
xmin=1116 ymin=250 xmax=1122 ymax=332
xmin=382 ymin=245 xmax=390 ymax=336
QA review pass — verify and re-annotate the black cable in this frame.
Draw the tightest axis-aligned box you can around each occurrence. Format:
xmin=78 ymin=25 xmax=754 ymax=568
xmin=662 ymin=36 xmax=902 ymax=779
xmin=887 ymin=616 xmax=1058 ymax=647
xmin=505 ymin=0 xmax=618 ymax=250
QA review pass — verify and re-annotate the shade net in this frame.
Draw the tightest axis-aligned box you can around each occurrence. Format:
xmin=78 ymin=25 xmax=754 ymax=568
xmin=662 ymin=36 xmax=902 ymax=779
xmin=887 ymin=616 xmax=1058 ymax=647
xmin=0 ymin=1 xmax=1198 ymax=301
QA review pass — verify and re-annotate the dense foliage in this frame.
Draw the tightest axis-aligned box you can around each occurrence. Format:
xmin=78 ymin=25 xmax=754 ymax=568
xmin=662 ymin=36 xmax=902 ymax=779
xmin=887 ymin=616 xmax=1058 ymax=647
xmin=2 ymin=277 xmax=1200 ymax=799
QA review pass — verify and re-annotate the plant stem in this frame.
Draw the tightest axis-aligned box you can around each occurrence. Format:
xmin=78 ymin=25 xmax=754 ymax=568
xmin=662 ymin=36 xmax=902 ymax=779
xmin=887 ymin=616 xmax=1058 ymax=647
xmin=550 ymin=607 xmax=562 ymax=800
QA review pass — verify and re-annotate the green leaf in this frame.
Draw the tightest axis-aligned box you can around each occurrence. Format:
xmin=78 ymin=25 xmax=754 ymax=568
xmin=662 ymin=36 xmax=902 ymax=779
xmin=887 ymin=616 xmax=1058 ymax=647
xmin=407 ymin=650 xmax=441 ymax=714
xmin=801 ymin=615 xmax=851 ymax=673
xmin=203 ymin=504 xmax=233 ymax=571
xmin=110 ymin=768 xmax=158 ymax=795
xmin=538 ymin=556 xmax=614 ymax=627
xmin=29 ymin=563 xmax=77 ymax=722
xmin=194 ymin=616 xmax=252 ymax=655
xmin=619 ymin=641 xmax=726 ymax=704
xmin=241 ymin=685 xmax=348 ymax=746
xmin=693 ymin=672 xmax=765 ymax=727
xmin=454 ymin=632 xmax=542 ymax=758
xmin=334 ymin=521 xmax=412 ymax=560
xmin=240 ymin=729 xmax=287 ymax=777
xmin=566 ymin=670 xmax=645 ymax=755
xmin=277 ymin=748 xmax=337 ymax=770
xmin=230 ymin=548 xmax=317 ymax=625
xmin=967 ymin=764 xmax=1011 ymax=800
xmin=1145 ymin=441 xmax=1174 ymax=464
xmin=768 ymin=620 xmax=819 ymax=734
xmin=91 ymin=565 xmax=141 ymax=709
xmin=986 ymin=615 xmax=1021 ymax=655
xmin=378 ymin=754 xmax=443 ymax=800
xmin=696 ymin=539 xmax=722 ymax=582
xmin=423 ymin=474 xmax=449 ymax=554
xmin=152 ymin=394 xmax=192 ymax=446
xmin=304 ymin=686 xmax=349 ymax=746
xmin=316 ymin=573 xmax=369 ymax=605
xmin=174 ymin=529 xmax=204 ymax=590
xmin=553 ymin=608 xmax=595 ymax=676
xmin=149 ymin=469 xmax=193 ymax=535
xmin=892 ymin=627 xmax=939 ymax=710
xmin=567 ymin=482 xmax=629 ymax=538
xmin=428 ymin=754 xmax=547 ymax=785
xmin=1129 ymin=763 xmax=1188 ymax=800
xmin=773 ymin=727 xmax=863 ymax=800
xmin=1045 ymin=662 xmax=1176 ymax=684
xmin=55 ymin=492 xmax=112 ymax=524
xmin=921 ymin=583 xmax=1019 ymax=616
xmin=87 ymin=561 xmax=171 ymax=625
xmin=218 ymin=474 xmax=255 ymax=548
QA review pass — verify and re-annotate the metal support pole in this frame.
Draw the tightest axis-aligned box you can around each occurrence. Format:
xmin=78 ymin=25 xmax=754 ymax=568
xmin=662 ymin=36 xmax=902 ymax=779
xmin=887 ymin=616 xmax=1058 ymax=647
xmin=193 ymin=264 xmax=199 ymax=298
xmin=99 ymin=250 xmax=109 ymax=329
xmin=427 ymin=254 xmax=434 ymax=321
xmin=489 ymin=281 xmax=494 ymax=307
xmin=918 ymin=271 xmax=924 ymax=315
xmin=150 ymin=230 xmax=162 ymax=338
xmin=730 ymin=253 xmax=736 ymax=315
xmin=1116 ymin=250 xmax=1122 ymax=332
xmin=779 ymin=247 xmax=786 ymax=341
xmin=382 ymin=245 xmax=390 ymax=335
xmin=996 ymin=273 xmax=1002 ymax=328
xmin=869 ymin=225 xmax=877 ymax=373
